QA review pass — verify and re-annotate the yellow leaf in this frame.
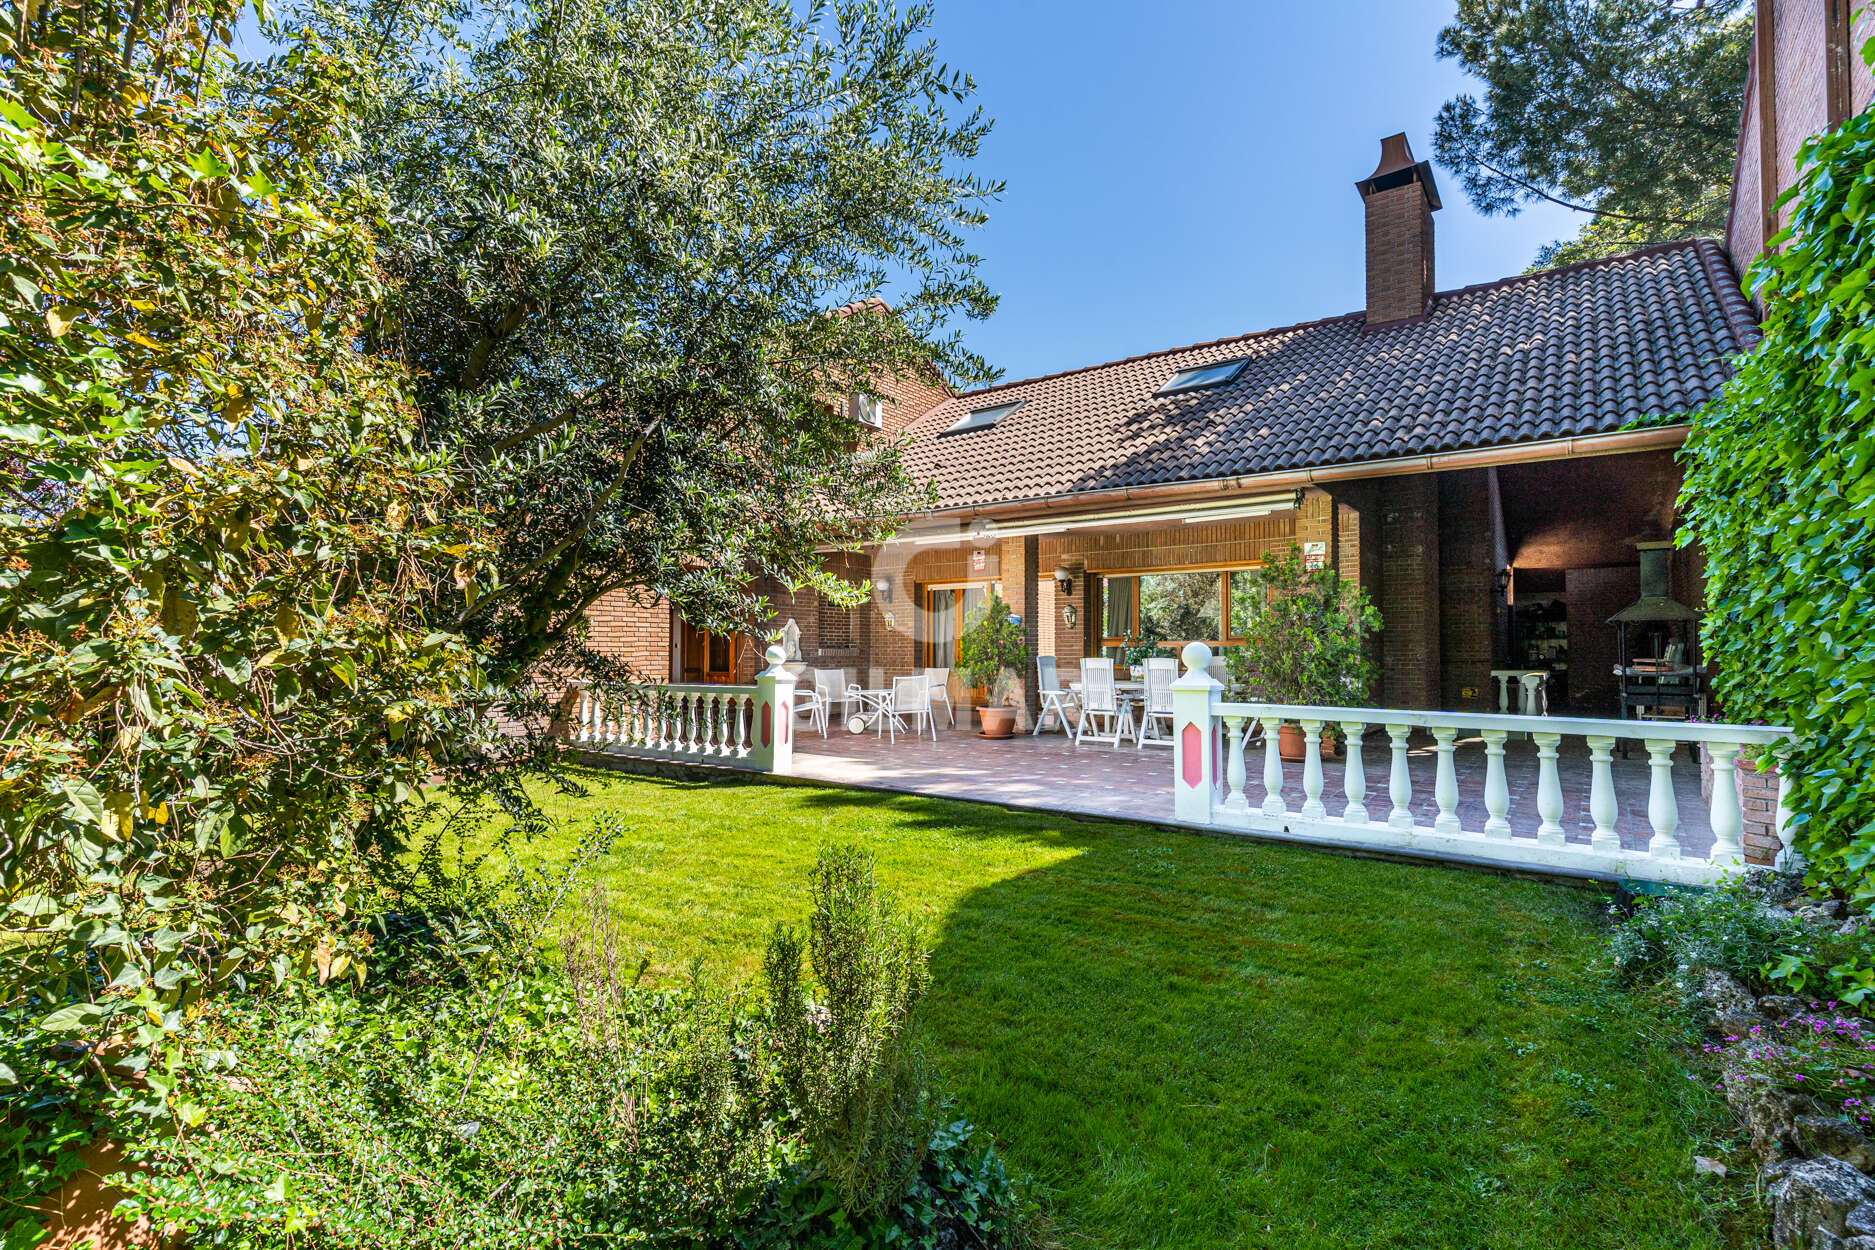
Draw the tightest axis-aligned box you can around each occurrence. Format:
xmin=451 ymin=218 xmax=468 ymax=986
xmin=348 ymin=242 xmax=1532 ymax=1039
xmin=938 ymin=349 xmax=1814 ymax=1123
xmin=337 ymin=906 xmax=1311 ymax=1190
xmin=45 ymin=305 xmax=81 ymax=337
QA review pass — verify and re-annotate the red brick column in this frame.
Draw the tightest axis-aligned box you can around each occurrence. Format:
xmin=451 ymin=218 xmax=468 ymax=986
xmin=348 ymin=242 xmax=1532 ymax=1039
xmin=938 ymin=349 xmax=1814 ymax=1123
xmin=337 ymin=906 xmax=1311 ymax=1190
xmin=999 ymin=533 xmax=1042 ymax=730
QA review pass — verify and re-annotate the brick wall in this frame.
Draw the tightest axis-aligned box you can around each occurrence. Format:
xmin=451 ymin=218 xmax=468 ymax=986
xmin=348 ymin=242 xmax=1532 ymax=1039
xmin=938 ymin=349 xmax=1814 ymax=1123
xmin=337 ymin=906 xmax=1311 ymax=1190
xmin=1376 ymin=474 xmax=1441 ymax=709
xmin=1563 ymin=565 xmax=1640 ymax=714
xmin=586 ymin=587 xmax=673 ymax=680
xmin=1727 ymin=0 xmax=1875 ymax=269
xmin=1439 ymin=470 xmax=1497 ymax=711
xmin=998 ymin=534 xmax=1042 ymax=727
xmin=871 ymin=367 xmax=953 ymax=437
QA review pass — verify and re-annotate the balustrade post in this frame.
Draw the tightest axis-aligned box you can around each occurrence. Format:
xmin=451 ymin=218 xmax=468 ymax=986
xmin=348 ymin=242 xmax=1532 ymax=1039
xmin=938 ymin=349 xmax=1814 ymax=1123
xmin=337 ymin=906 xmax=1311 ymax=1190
xmin=1482 ymin=729 xmax=1510 ymax=838
xmin=1585 ymin=735 xmax=1620 ymax=853
xmin=1432 ymin=727 xmax=1460 ymax=834
xmin=1300 ymin=719 xmax=1326 ymax=819
xmin=1221 ymin=716 xmax=1249 ymax=813
xmin=1386 ymin=724 xmax=1413 ymax=831
xmin=1340 ymin=721 xmax=1368 ymax=823
xmin=1774 ymin=746 xmax=1800 ymax=872
xmin=1533 ymin=732 xmax=1564 ymax=845
xmin=1172 ymin=643 xmax=1223 ymax=825
xmin=1706 ymin=741 xmax=1745 ymax=867
xmin=1260 ymin=717 xmax=1286 ymax=816
xmin=750 ymin=647 xmax=796 ymax=774
xmin=1644 ymin=738 xmax=1680 ymax=859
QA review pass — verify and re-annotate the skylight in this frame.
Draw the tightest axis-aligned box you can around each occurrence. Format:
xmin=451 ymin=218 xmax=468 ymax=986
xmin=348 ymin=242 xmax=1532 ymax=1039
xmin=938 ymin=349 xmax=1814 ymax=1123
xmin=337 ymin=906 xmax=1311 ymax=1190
xmin=1155 ymin=358 xmax=1249 ymax=397
xmin=944 ymin=399 xmax=1024 ymax=434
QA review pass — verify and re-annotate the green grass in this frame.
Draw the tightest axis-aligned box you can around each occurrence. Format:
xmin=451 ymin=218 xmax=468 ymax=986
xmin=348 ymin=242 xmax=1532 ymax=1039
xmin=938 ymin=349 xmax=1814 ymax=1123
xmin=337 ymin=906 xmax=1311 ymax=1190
xmin=494 ymin=765 xmax=1746 ymax=1249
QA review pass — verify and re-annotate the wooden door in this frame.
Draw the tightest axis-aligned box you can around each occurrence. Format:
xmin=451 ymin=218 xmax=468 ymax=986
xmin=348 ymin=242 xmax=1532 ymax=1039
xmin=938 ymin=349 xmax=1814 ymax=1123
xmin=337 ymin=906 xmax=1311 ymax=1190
xmin=679 ymin=620 xmax=743 ymax=684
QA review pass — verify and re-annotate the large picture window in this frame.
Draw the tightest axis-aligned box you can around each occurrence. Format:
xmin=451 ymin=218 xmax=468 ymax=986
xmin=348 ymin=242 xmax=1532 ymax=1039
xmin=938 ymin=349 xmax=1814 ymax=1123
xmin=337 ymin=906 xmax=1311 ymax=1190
xmin=1098 ymin=567 xmax=1260 ymax=664
xmin=924 ymin=581 xmax=1003 ymax=669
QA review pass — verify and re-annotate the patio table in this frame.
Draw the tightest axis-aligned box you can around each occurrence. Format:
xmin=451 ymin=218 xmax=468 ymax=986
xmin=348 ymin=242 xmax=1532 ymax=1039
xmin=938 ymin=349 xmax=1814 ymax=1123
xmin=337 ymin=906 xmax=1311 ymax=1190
xmin=844 ymin=687 xmax=896 ymax=735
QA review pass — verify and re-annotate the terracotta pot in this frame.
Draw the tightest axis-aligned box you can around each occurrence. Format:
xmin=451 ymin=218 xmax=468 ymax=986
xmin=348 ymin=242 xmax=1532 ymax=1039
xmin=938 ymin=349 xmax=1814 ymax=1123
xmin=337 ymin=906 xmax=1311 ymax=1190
xmin=1277 ymin=722 xmax=1306 ymax=762
xmin=977 ymin=706 xmax=1019 ymax=739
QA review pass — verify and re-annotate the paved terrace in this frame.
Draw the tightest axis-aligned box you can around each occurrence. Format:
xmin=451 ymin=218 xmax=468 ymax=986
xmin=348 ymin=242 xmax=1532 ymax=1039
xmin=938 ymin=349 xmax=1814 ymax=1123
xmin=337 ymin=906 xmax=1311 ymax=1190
xmin=788 ymin=720 xmax=1717 ymax=859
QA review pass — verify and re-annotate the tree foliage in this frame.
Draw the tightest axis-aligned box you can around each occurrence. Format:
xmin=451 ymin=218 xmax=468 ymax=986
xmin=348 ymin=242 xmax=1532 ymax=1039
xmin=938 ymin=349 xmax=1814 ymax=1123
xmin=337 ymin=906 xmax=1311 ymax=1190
xmin=1433 ymin=0 xmax=1750 ymax=268
xmin=1678 ymin=47 xmax=1875 ymax=902
xmin=952 ymin=593 xmax=1029 ymax=705
xmin=0 ymin=1 xmax=486 ymax=1075
xmin=280 ymin=0 xmax=1002 ymax=685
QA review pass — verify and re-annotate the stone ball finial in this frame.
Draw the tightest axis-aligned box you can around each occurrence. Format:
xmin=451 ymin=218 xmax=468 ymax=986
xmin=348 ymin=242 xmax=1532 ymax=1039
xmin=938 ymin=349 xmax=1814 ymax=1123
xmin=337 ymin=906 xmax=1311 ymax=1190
xmin=1182 ymin=641 xmax=1214 ymax=674
xmin=764 ymin=644 xmax=787 ymax=668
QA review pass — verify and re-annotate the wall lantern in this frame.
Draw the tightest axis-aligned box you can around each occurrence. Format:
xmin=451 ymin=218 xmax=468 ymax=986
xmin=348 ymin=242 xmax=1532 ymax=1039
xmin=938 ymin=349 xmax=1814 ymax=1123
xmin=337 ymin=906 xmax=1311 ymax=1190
xmin=1063 ymin=604 xmax=1080 ymax=628
xmin=872 ymin=575 xmax=894 ymax=602
xmin=1053 ymin=564 xmax=1074 ymax=596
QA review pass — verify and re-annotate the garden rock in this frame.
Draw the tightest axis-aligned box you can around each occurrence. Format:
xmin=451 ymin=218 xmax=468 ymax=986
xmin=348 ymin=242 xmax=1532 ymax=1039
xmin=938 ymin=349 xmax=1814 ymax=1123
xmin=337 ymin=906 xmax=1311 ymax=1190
xmin=1769 ymin=1157 xmax=1875 ymax=1249
xmin=1844 ymin=1238 xmax=1875 ymax=1250
xmin=1848 ymin=1202 xmax=1875 ymax=1236
xmin=1842 ymin=916 xmax=1873 ymax=939
xmin=1798 ymin=900 xmax=1849 ymax=925
xmin=1760 ymin=995 xmax=1807 ymax=1021
xmin=1732 ymin=1073 xmax=1804 ymax=1161
xmin=1796 ymin=1117 xmax=1875 ymax=1172
xmin=1697 ymin=968 xmax=1767 ymax=1034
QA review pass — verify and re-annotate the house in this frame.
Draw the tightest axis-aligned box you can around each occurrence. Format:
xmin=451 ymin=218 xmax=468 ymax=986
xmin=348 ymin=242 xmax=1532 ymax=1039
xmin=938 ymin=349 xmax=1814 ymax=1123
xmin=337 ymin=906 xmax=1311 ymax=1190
xmin=589 ymin=132 xmax=1757 ymax=725
xmin=1726 ymin=0 xmax=1874 ymax=276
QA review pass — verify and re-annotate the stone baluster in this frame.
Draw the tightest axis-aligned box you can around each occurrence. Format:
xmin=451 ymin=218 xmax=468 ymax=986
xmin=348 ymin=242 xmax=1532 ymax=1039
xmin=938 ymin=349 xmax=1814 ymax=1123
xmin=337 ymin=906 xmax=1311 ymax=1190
xmin=1585 ymin=735 xmax=1619 ymax=853
xmin=1432 ymin=727 xmax=1460 ymax=834
xmin=1386 ymin=724 xmax=1413 ymax=831
xmin=1300 ymin=719 xmax=1326 ymax=819
xmin=1340 ymin=721 xmax=1368 ymax=823
xmin=1774 ymin=748 xmax=1798 ymax=872
xmin=1481 ymin=729 xmax=1510 ymax=838
xmin=1222 ymin=715 xmax=1249 ymax=813
xmin=1260 ymin=716 xmax=1286 ymax=816
xmin=1533 ymin=732 xmax=1565 ymax=845
xmin=1706 ymin=741 xmax=1745 ymax=865
xmin=1644 ymin=738 xmax=1680 ymax=859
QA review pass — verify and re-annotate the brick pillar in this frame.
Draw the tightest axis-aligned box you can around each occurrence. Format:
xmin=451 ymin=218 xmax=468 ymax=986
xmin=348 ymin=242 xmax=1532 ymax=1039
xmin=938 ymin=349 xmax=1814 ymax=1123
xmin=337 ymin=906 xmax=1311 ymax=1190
xmin=1378 ymin=474 xmax=1441 ymax=710
xmin=999 ymin=534 xmax=1042 ymax=729
xmin=1296 ymin=488 xmax=1336 ymax=568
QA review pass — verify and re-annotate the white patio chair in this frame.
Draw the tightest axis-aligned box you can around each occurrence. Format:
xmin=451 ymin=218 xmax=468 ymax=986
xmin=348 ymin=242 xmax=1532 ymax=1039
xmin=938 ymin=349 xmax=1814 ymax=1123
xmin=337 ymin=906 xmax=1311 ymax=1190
xmin=810 ymin=668 xmax=853 ymax=735
xmin=795 ymin=677 xmax=829 ymax=737
xmin=1075 ymin=661 xmax=1134 ymax=747
xmin=924 ymin=666 xmax=956 ymax=727
xmin=1033 ymin=655 xmax=1077 ymax=736
xmin=1135 ymin=656 xmax=1178 ymax=748
xmin=885 ymin=673 xmax=937 ymax=743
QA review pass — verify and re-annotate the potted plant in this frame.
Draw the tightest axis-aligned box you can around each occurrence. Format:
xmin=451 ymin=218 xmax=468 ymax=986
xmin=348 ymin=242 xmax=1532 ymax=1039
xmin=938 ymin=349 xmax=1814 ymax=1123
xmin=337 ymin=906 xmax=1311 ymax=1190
xmin=1225 ymin=547 xmax=1381 ymax=762
xmin=954 ymin=592 xmax=1031 ymax=739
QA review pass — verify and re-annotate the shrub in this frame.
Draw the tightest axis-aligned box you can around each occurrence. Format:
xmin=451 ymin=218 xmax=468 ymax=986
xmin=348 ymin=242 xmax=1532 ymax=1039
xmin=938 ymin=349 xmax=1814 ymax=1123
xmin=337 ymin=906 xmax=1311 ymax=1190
xmin=764 ymin=844 xmax=936 ymax=1220
xmin=954 ymin=595 xmax=1031 ymax=707
xmin=1608 ymin=879 xmax=1810 ymax=990
xmin=1225 ymin=547 xmax=1380 ymax=706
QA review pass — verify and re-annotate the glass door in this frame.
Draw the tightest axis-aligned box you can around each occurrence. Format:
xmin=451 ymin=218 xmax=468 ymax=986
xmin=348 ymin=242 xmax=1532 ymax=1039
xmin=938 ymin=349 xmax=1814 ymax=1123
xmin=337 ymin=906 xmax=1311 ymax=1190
xmin=679 ymin=620 xmax=743 ymax=684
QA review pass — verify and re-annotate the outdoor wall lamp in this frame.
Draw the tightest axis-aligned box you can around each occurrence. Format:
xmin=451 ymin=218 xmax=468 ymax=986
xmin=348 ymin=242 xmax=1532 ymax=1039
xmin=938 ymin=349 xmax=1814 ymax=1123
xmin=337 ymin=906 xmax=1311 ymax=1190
xmin=1053 ymin=564 xmax=1074 ymax=596
xmin=1063 ymin=604 xmax=1080 ymax=628
xmin=872 ymin=575 xmax=894 ymax=602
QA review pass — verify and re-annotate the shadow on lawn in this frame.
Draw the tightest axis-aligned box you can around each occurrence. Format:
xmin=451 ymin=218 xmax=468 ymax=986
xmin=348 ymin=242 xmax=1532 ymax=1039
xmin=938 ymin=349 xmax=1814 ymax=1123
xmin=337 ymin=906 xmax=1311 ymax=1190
xmin=783 ymin=787 xmax=1721 ymax=1250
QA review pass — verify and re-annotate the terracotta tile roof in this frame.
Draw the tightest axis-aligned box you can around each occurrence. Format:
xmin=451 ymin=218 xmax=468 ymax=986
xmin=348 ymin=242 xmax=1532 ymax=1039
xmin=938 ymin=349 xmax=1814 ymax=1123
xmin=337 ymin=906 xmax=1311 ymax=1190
xmin=902 ymin=239 xmax=1758 ymax=513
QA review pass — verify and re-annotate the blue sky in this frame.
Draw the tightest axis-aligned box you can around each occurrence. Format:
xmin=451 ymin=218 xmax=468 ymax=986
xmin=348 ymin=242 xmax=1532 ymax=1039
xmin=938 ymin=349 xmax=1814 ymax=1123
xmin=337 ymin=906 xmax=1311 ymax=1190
xmin=920 ymin=0 xmax=1585 ymax=386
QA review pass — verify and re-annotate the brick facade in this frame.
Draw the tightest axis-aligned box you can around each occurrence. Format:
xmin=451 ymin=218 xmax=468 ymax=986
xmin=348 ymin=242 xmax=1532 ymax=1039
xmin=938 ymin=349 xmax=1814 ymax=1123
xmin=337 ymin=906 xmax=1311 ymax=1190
xmin=1376 ymin=474 xmax=1442 ymax=709
xmin=1726 ymin=0 xmax=1875 ymax=270
xmin=1438 ymin=470 xmax=1498 ymax=711
xmin=1358 ymin=135 xmax=1438 ymax=327
xmin=586 ymin=587 xmax=673 ymax=680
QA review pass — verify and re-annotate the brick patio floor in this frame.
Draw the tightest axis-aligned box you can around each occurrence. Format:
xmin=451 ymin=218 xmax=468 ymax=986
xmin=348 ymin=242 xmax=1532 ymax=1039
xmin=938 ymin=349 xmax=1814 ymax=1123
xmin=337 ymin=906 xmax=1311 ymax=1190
xmin=790 ymin=716 xmax=1716 ymax=859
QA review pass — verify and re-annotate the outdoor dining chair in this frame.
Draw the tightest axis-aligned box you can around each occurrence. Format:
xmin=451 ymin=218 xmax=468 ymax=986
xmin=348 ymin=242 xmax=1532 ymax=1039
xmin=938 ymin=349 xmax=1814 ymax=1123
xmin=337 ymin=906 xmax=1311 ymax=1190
xmin=923 ymin=666 xmax=956 ymax=727
xmin=1075 ymin=660 xmax=1135 ymax=747
xmin=1033 ymin=655 xmax=1078 ymax=736
xmin=885 ymin=673 xmax=938 ymax=743
xmin=1135 ymin=656 xmax=1178 ymax=747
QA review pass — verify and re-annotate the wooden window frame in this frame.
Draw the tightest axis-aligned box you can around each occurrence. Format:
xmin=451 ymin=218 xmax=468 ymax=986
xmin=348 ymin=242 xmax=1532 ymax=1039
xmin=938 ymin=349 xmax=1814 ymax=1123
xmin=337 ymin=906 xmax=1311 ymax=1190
xmin=1095 ymin=564 xmax=1264 ymax=654
xmin=921 ymin=579 xmax=1002 ymax=667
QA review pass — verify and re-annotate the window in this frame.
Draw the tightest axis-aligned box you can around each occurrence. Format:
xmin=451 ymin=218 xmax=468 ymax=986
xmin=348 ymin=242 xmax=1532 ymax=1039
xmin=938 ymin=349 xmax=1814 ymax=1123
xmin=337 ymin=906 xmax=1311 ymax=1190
xmin=848 ymin=391 xmax=884 ymax=428
xmin=1154 ymin=357 xmax=1249 ymax=397
xmin=1097 ymin=567 xmax=1260 ymax=663
xmin=817 ymin=596 xmax=855 ymax=650
xmin=924 ymin=581 xmax=1002 ymax=670
xmin=944 ymin=399 xmax=1023 ymax=434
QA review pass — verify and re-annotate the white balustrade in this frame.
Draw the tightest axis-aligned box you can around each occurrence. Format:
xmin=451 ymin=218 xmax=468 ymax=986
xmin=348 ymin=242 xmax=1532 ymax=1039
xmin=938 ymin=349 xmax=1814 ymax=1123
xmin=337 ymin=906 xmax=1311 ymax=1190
xmin=1167 ymin=642 xmax=1794 ymax=888
xmin=562 ymin=647 xmax=796 ymax=774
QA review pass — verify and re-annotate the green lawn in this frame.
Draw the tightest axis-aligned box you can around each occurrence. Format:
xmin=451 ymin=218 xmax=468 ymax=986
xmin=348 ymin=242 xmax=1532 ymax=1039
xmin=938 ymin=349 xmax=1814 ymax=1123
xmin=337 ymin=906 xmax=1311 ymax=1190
xmin=498 ymin=765 xmax=1743 ymax=1249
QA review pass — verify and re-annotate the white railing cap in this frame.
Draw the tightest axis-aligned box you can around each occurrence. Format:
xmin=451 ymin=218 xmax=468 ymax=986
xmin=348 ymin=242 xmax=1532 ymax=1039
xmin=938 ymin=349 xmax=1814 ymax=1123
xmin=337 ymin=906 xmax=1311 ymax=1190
xmin=1213 ymin=699 xmax=1792 ymax=745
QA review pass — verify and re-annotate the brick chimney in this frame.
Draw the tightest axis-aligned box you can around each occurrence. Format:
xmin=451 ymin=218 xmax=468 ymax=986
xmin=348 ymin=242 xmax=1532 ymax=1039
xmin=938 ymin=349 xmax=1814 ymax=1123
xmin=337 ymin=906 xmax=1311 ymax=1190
xmin=1355 ymin=133 xmax=1442 ymax=328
